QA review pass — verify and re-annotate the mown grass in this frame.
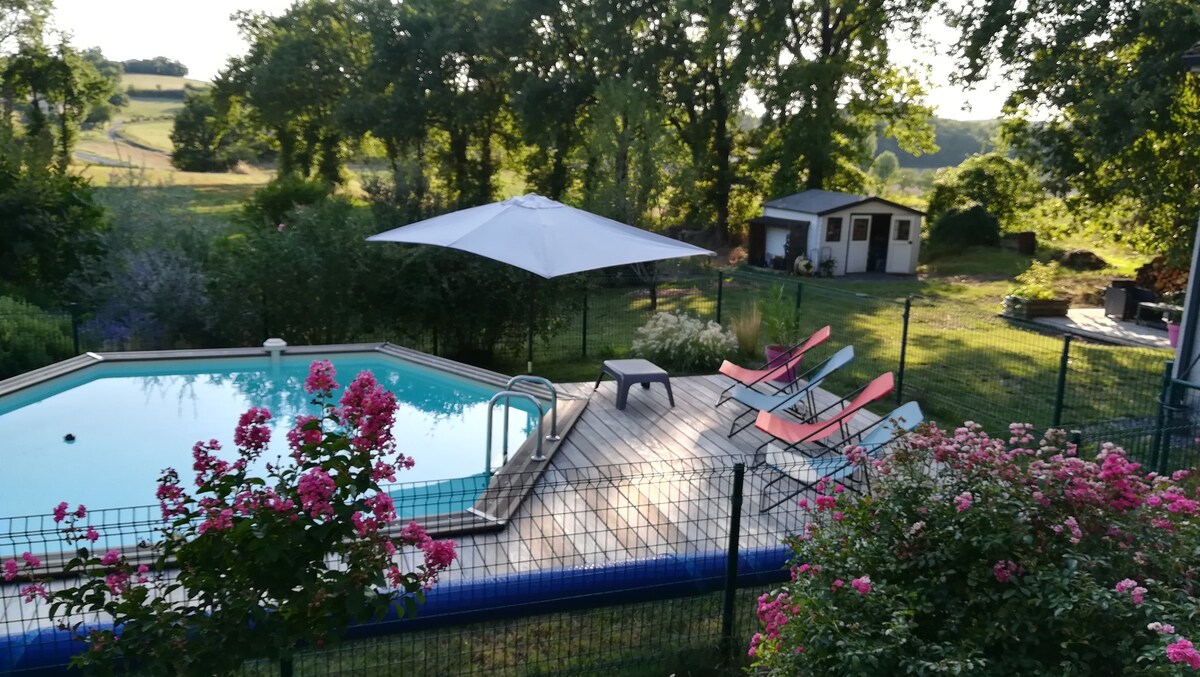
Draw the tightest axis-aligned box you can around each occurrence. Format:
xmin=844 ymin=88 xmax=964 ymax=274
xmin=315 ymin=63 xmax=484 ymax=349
xmin=241 ymin=590 xmax=759 ymax=677
xmin=120 ymin=73 xmax=209 ymax=91
xmin=79 ymin=164 xmax=273 ymax=186
xmin=118 ymin=120 xmax=175 ymax=152
xmin=496 ymin=269 xmax=1170 ymax=432
xmin=123 ymin=97 xmax=183 ymax=119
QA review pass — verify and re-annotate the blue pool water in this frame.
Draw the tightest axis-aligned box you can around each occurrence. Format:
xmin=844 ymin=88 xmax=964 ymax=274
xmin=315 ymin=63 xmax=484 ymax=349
xmin=0 ymin=354 xmax=540 ymax=518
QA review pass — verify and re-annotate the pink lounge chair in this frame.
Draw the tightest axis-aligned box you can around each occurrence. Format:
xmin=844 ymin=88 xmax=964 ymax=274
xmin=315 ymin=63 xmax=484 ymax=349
xmin=715 ymin=325 xmax=831 ymax=405
xmin=753 ymin=372 xmax=895 ymax=455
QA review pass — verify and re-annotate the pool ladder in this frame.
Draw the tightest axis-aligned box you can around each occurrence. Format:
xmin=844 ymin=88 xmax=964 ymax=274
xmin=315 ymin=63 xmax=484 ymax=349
xmin=485 ymin=376 xmax=560 ymax=473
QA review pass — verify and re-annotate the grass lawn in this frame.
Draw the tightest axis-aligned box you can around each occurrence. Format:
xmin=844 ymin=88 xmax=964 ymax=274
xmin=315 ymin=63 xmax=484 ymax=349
xmin=123 ymin=97 xmax=183 ymax=119
xmin=121 ymin=73 xmax=209 ymax=91
xmin=79 ymin=164 xmax=273 ymax=186
xmin=495 ymin=267 xmax=1170 ymax=433
xmin=243 ymin=590 xmax=759 ymax=676
xmin=117 ymin=120 xmax=175 ymax=153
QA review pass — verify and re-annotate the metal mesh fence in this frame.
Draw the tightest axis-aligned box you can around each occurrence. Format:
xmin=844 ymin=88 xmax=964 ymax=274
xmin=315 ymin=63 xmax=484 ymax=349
xmin=1 ymin=460 xmax=812 ymax=675
xmin=0 ymin=269 xmax=1176 ymax=434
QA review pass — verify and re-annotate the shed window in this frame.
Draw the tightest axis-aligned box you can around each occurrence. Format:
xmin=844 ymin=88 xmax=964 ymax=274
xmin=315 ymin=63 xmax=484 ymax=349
xmin=825 ymin=217 xmax=843 ymax=242
xmin=895 ymin=219 xmax=911 ymax=241
xmin=851 ymin=218 xmax=869 ymax=241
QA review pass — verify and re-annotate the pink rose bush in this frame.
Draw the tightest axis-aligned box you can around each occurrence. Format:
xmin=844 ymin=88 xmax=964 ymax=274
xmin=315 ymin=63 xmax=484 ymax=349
xmin=751 ymin=422 xmax=1200 ymax=675
xmin=29 ymin=361 xmax=456 ymax=676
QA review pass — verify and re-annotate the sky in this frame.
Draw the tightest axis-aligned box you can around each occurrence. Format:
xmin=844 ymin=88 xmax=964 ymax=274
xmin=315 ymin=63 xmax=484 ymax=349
xmin=51 ymin=0 xmax=1012 ymax=121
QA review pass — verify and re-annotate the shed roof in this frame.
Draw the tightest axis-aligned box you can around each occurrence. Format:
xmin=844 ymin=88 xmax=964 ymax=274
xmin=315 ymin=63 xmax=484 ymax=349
xmin=764 ymin=189 xmax=863 ymax=214
xmin=764 ymin=189 xmax=926 ymax=217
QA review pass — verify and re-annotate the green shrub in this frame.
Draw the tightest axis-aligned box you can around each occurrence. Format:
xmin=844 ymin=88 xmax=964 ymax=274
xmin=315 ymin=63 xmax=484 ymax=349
xmin=926 ymin=205 xmax=1001 ymax=255
xmin=631 ymin=311 xmax=736 ymax=372
xmin=242 ymin=175 xmax=332 ymax=227
xmin=0 ymin=296 xmax=73 ymax=379
xmin=751 ymin=423 xmax=1200 ymax=675
xmin=1008 ymin=260 xmax=1060 ymax=300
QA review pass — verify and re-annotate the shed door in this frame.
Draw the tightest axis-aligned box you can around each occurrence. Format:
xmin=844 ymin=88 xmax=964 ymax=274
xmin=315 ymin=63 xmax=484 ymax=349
xmin=886 ymin=217 xmax=915 ymax=273
xmin=748 ymin=222 xmax=766 ymax=265
xmin=845 ymin=216 xmax=870 ymax=273
xmin=785 ymin=222 xmax=810 ymax=271
xmin=765 ymin=227 xmax=788 ymax=262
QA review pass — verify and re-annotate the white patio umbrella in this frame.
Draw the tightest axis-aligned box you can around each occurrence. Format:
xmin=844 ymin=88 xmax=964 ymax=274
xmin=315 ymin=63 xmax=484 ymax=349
xmin=367 ymin=193 xmax=716 ymax=370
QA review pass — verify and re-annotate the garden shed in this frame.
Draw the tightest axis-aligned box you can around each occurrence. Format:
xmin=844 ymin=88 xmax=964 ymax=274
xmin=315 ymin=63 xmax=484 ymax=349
xmin=747 ymin=189 xmax=924 ymax=276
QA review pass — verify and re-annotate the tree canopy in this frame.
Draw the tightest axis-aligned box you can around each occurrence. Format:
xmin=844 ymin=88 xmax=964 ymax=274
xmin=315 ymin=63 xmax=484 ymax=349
xmin=950 ymin=0 xmax=1200 ymax=257
xmin=182 ymin=0 xmax=944 ymax=243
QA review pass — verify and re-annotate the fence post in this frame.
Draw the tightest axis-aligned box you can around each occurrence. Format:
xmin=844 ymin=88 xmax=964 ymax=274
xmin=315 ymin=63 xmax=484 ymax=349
xmin=280 ymin=656 xmax=293 ymax=677
xmin=1051 ymin=334 xmax=1073 ymax=427
xmin=794 ymin=281 xmax=802 ymax=310
xmin=720 ymin=462 xmax=746 ymax=659
xmin=432 ymin=325 xmax=439 ymax=357
xmin=896 ymin=297 xmax=912 ymax=404
xmin=715 ymin=272 xmax=724 ymax=325
xmin=69 ymin=302 xmax=80 ymax=355
xmin=1151 ymin=359 xmax=1175 ymax=474
xmin=581 ymin=287 xmax=589 ymax=358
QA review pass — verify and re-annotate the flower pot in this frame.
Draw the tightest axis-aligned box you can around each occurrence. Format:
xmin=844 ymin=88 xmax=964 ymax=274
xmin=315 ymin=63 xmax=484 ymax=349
xmin=1168 ymin=321 xmax=1180 ymax=348
xmin=763 ymin=344 xmax=797 ymax=384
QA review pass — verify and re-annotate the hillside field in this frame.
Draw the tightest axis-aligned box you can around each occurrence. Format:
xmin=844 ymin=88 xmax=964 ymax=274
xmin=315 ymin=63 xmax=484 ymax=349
xmin=121 ymin=73 xmax=209 ymax=91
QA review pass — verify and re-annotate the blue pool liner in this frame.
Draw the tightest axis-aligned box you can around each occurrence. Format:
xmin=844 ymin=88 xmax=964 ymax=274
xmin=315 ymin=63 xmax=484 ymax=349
xmin=0 ymin=545 xmax=790 ymax=675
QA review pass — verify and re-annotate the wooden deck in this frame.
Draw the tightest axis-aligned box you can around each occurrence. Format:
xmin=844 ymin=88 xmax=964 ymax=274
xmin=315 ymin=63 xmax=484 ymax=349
xmin=2 ymin=374 xmax=884 ymax=638
xmin=442 ymin=373 xmax=882 ymax=579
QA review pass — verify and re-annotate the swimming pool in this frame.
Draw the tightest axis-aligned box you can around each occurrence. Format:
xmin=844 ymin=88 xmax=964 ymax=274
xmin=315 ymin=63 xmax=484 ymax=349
xmin=0 ymin=348 xmax=542 ymax=519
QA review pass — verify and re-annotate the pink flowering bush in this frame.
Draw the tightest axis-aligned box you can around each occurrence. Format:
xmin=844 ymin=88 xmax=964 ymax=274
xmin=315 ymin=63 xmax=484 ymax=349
xmin=750 ymin=422 xmax=1200 ymax=675
xmin=26 ymin=360 xmax=455 ymax=675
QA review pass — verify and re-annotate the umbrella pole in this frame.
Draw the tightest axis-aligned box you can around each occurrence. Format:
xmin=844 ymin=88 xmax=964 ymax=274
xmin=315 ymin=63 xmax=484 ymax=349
xmin=527 ymin=324 xmax=533 ymax=374
xmin=527 ymin=274 xmax=535 ymax=374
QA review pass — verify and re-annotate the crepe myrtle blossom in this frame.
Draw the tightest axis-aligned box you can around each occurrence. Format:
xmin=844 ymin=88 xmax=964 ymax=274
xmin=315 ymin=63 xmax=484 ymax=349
xmin=751 ymin=421 xmax=1200 ymax=673
xmin=45 ymin=359 xmax=454 ymax=675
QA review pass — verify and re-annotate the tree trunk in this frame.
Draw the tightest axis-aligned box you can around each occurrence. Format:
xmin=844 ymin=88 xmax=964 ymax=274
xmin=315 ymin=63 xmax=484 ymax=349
xmin=712 ymin=73 xmax=732 ymax=245
xmin=547 ymin=128 xmax=571 ymax=200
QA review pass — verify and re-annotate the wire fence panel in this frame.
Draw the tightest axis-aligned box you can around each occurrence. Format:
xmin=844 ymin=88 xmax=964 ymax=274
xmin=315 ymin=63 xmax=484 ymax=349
xmin=0 ymin=272 xmax=1181 ymax=437
xmin=1 ymin=461 xmax=811 ymax=676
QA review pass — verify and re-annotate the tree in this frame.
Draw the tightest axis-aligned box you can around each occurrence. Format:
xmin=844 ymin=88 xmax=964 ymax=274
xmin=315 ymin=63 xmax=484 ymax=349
xmin=744 ymin=0 xmax=937 ymax=195
xmin=80 ymin=46 xmax=126 ymax=125
xmin=578 ymin=78 xmax=674 ymax=230
xmin=925 ymin=152 xmax=1042 ymax=230
xmin=870 ymin=150 xmax=899 ymax=192
xmin=949 ymin=0 xmax=1200 ymax=257
xmin=0 ymin=129 xmax=107 ymax=304
xmin=171 ymin=89 xmax=267 ymax=172
xmin=508 ymin=0 xmax=596 ymax=201
xmin=120 ymin=56 xmax=188 ymax=76
xmin=223 ymin=1 xmax=368 ymax=183
xmin=659 ymin=0 xmax=752 ymax=243
xmin=0 ymin=0 xmax=50 ymax=56
xmin=4 ymin=42 xmax=115 ymax=172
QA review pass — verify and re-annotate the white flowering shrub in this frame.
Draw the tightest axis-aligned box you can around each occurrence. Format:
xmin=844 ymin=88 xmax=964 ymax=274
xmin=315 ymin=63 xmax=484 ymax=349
xmin=631 ymin=311 xmax=737 ymax=372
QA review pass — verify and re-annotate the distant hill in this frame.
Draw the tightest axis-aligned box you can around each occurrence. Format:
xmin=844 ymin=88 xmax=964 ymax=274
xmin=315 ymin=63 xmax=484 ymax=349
xmin=120 ymin=73 xmax=210 ymax=101
xmin=877 ymin=118 xmax=1001 ymax=169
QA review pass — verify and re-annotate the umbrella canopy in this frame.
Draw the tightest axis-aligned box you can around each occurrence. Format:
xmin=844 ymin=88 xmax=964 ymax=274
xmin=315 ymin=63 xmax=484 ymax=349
xmin=366 ymin=194 xmax=714 ymax=278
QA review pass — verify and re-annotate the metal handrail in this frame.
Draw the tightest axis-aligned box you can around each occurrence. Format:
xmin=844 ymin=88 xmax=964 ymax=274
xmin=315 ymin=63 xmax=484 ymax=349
xmin=506 ymin=375 xmax=560 ymax=441
xmin=485 ymin=391 xmax=545 ymax=473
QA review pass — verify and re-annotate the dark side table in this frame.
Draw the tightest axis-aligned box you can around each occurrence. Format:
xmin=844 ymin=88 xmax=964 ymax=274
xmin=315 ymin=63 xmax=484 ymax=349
xmin=593 ymin=359 xmax=675 ymax=410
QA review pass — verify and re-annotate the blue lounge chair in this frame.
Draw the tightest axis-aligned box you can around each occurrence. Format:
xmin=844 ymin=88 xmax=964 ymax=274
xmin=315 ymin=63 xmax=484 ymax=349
xmin=725 ymin=346 xmax=854 ymax=437
xmin=758 ymin=401 xmax=923 ymax=513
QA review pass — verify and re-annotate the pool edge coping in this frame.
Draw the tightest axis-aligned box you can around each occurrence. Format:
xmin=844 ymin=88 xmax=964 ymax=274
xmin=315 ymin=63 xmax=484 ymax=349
xmin=1 ymin=342 xmax=587 ymax=563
